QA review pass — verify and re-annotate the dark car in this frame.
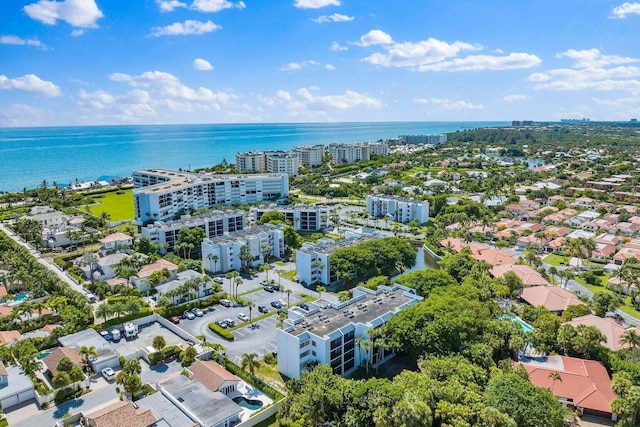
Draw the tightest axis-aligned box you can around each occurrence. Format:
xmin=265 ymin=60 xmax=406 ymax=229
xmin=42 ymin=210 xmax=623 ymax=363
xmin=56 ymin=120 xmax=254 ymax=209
xmin=271 ymin=301 xmax=282 ymax=309
xmin=271 ymin=284 xmax=281 ymax=291
xmin=277 ymin=308 xmax=288 ymax=315
xmin=258 ymin=305 xmax=268 ymax=314
xmin=264 ymin=286 xmax=274 ymax=293
xmin=169 ymin=316 xmax=180 ymax=324
xmin=299 ymin=303 xmax=310 ymax=311
xmin=99 ymin=330 xmax=112 ymax=341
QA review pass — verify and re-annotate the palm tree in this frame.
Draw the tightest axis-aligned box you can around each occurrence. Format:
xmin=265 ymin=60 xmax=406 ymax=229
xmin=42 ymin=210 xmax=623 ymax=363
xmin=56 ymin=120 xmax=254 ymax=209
xmin=206 ymin=253 xmax=219 ymax=274
xmin=241 ymin=352 xmax=260 ymax=377
xmin=234 ymin=276 xmax=243 ymax=299
xmin=620 ymin=329 xmax=640 ymax=360
xmin=248 ymin=302 xmax=255 ymax=324
xmin=95 ymin=302 xmax=113 ymax=323
xmin=285 ymin=288 xmax=292 ymax=307
xmin=259 ymin=263 xmax=271 ymax=280
xmin=548 ymin=371 xmax=562 ymax=393
xmin=152 ymin=335 xmax=166 ymax=352
xmin=274 ymin=268 xmax=285 ymax=287
xmin=226 ymin=271 xmax=239 ymax=298
xmin=316 ymin=285 xmax=326 ymax=300
xmin=79 ymin=345 xmax=98 ymax=374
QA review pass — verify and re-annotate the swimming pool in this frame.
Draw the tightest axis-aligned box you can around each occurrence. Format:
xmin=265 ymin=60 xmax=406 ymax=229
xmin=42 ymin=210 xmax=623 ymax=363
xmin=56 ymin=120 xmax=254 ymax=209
xmin=38 ymin=351 xmax=51 ymax=360
xmin=503 ymin=314 xmax=533 ymax=333
xmin=233 ymin=396 xmax=263 ymax=410
xmin=14 ymin=292 xmax=29 ymax=302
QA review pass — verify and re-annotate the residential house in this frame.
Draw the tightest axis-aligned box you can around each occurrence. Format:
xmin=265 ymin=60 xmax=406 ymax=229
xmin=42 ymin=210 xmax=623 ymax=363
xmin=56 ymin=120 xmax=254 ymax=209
xmin=0 ymin=330 xmax=21 ymax=345
xmin=565 ymin=315 xmax=637 ymax=352
xmin=188 ymin=360 xmax=241 ymax=395
xmin=155 ymin=270 xmax=214 ymax=305
xmin=43 ymin=347 xmax=84 ymax=378
xmin=613 ymin=247 xmax=640 ymax=265
xmin=99 ymin=232 xmax=133 ymax=256
xmin=519 ymin=286 xmax=585 ymax=314
xmin=520 ymin=355 xmax=617 ymax=421
xmin=82 ymin=400 xmax=157 ymax=427
xmin=58 ymin=329 xmax=120 ymax=373
xmin=0 ymin=362 xmax=35 ymax=410
xmin=131 ymin=259 xmax=179 ymax=292
xmin=595 ymin=233 xmax=623 ymax=248
xmin=505 ymin=203 xmax=530 ymax=217
xmin=574 ymin=197 xmax=596 ymax=209
xmin=490 ymin=264 xmax=550 ymax=287
xmin=592 ymin=244 xmax=616 ymax=261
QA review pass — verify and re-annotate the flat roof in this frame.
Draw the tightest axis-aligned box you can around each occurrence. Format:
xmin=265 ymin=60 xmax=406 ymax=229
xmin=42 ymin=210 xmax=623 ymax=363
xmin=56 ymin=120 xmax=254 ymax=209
xmin=145 ymin=210 xmax=245 ymax=230
xmin=0 ymin=365 xmax=33 ymax=400
xmin=159 ymin=374 xmax=241 ymax=426
xmin=58 ymin=328 xmax=119 ymax=363
xmin=136 ymin=391 xmax=197 ymax=427
xmin=287 ymin=286 xmax=417 ymax=337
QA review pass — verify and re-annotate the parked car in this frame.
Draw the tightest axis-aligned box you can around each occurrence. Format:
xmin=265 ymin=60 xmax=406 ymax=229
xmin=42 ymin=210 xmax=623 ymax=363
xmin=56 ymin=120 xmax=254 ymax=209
xmin=110 ymin=328 xmax=121 ymax=341
xmin=258 ymin=305 xmax=268 ymax=314
xmin=99 ymin=330 xmax=112 ymax=341
xmin=216 ymin=320 xmax=228 ymax=328
xmin=101 ymin=367 xmax=115 ymax=381
xmin=264 ymin=286 xmax=274 ymax=293
xmin=169 ymin=316 xmax=180 ymax=324
xmin=191 ymin=307 xmax=204 ymax=317
xmin=271 ymin=301 xmax=282 ymax=309
xmin=260 ymin=280 xmax=269 ymax=286
xmin=213 ymin=277 xmax=224 ymax=284
xmin=299 ymin=303 xmax=310 ymax=311
xmin=277 ymin=308 xmax=288 ymax=315
xmin=220 ymin=299 xmax=233 ymax=307
xmin=238 ymin=313 xmax=249 ymax=322
xmin=271 ymin=284 xmax=281 ymax=291
xmin=223 ymin=318 xmax=235 ymax=327
xmin=183 ymin=310 xmax=195 ymax=320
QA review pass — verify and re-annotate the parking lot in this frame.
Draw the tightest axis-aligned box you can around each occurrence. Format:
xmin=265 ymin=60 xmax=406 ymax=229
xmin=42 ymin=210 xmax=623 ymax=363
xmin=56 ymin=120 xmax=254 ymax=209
xmin=110 ymin=322 xmax=189 ymax=358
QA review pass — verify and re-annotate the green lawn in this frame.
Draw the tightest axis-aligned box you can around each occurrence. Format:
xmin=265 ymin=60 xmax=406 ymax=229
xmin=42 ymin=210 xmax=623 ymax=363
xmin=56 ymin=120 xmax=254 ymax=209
xmin=253 ymin=415 xmax=278 ymax=427
xmin=281 ymin=270 xmax=297 ymax=280
xmin=82 ymin=189 xmax=134 ymax=221
xmin=573 ymin=273 xmax=640 ymax=319
xmin=543 ymin=253 xmax=568 ymax=266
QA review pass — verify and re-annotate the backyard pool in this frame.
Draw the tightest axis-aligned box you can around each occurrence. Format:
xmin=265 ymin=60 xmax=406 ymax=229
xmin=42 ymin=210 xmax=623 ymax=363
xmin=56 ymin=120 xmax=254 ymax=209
xmin=14 ymin=292 xmax=29 ymax=302
xmin=503 ymin=314 xmax=533 ymax=333
xmin=38 ymin=351 xmax=51 ymax=360
xmin=233 ymin=396 xmax=264 ymax=410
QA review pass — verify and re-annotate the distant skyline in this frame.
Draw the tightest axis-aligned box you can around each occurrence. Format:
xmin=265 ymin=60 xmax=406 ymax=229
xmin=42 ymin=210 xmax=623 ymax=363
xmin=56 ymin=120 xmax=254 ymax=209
xmin=1 ymin=0 xmax=640 ymax=127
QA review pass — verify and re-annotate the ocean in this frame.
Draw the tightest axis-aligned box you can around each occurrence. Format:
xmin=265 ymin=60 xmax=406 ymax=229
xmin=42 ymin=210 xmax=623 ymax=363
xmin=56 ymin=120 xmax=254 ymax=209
xmin=0 ymin=122 xmax=507 ymax=193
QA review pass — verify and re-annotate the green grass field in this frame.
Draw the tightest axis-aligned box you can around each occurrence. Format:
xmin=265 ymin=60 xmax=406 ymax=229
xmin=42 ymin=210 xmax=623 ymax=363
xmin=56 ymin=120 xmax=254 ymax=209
xmin=83 ymin=189 xmax=134 ymax=221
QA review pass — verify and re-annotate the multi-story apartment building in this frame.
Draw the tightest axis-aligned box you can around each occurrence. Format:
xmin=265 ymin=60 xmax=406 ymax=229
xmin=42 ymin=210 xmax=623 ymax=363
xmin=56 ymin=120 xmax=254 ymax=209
xmin=366 ymin=194 xmax=430 ymax=224
xmin=235 ymin=151 xmax=267 ymax=173
xmin=132 ymin=169 xmax=288 ymax=224
xmin=201 ymin=225 xmax=285 ymax=274
xmin=399 ymin=134 xmax=447 ymax=144
xmin=277 ymin=284 xmax=422 ymax=379
xmin=249 ymin=204 xmax=333 ymax=232
xmin=140 ymin=210 xmax=246 ymax=254
xmin=266 ymin=151 xmax=300 ymax=177
xmin=293 ymin=144 xmax=325 ymax=167
xmin=295 ymin=236 xmax=374 ymax=286
xmin=328 ymin=142 xmax=389 ymax=164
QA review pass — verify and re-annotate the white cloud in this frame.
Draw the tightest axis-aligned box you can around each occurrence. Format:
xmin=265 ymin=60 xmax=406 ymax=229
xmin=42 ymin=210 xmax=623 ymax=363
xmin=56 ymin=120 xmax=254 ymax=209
xmin=360 ymin=33 xmax=540 ymax=72
xmin=503 ymin=94 xmax=528 ymax=102
xmin=557 ymin=49 xmax=638 ymax=68
xmin=193 ymin=58 xmax=214 ymax=70
xmin=611 ymin=2 xmax=640 ymax=18
xmin=71 ymin=29 xmax=84 ymax=36
xmin=150 ymin=20 xmax=222 ymax=36
xmin=325 ymin=64 xmax=336 ymax=70
xmin=24 ymin=0 xmax=104 ymax=28
xmin=0 ymin=74 xmax=62 ymax=97
xmin=280 ymin=60 xmax=319 ymax=71
xmin=313 ymin=13 xmax=354 ymax=23
xmin=155 ymin=0 xmax=187 ymax=12
xmin=0 ymin=35 xmax=43 ymax=47
xmin=413 ymin=97 xmax=484 ymax=111
xmin=353 ymin=29 xmax=393 ymax=47
xmin=592 ymin=96 xmax=640 ymax=106
xmin=330 ymin=41 xmax=347 ymax=51
xmin=530 ymin=48 xmax=640 ymax=92
xmin=293 ymin=0 xmax=340 ymax=9
xmin=297 ymin=88 xmax=381 ymax=110
xmin=191 ymin=0 xmax=245 ymax=12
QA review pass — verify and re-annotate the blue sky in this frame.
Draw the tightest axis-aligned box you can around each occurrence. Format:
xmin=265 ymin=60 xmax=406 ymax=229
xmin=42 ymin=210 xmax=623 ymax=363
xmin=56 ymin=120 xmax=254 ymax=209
xmin=1 ymin=0 xmax=640 ymax=126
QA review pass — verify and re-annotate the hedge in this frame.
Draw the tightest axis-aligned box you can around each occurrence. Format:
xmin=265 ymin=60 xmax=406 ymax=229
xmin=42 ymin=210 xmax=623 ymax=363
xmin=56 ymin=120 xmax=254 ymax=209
xmin=148 ymin=351 xmax=164 ymax=365
xmin=208 ymin=323 xmax=235 ymax=341
xmin=95 ymin=307 xmax=153 ymax=329
xmin=158 ymin=295 xmax=221 ymax=318
xmin=106 ymin=296 xmax=145 ymax=305
xmin=224 ymin=360 xmax=283 ymax=400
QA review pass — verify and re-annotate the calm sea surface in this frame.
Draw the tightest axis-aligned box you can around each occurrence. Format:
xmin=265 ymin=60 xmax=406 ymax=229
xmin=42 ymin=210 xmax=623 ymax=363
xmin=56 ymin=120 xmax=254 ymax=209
xmin=0 ymin=122 xmax=507 ymax=193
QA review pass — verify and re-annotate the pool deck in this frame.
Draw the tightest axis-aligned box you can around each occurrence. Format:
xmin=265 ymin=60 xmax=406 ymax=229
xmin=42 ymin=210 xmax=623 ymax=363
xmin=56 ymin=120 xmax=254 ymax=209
xmin=228 ymin=380 xmax=274 ymax=422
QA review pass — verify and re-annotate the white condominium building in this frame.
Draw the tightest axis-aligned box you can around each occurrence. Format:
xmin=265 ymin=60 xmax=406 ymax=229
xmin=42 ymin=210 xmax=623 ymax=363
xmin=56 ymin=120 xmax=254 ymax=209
xmin=294 ymin=144 xmax=325 ymax=167
xmin=140 ymin=210 xmax=246 ymax=254
xmin=235 ymin=151 xmax=266 ymax=173
xmin=328 ymin=142 xmax=389 ymax=164
xmin=399 ymin=134 xmax=447 ymax=144
xmin=249 ymin=204 xmax=333 ymax=232
xmin=132 ymin=169 xmax=289 ymax=224
xmin=277 ymin=284 xmax=423 ymax=380
xmin=366 ymin=194 xmax=430 ymax=224
xmin=201 ymin=225 xmax=285 ymax=274
xmin=295 ymin=236 xmax=374 ymax=286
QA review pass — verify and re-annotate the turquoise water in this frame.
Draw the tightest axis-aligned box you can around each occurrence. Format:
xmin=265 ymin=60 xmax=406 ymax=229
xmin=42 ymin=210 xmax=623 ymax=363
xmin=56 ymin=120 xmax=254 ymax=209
xmin=14 ymin=292 xmax=29 ymax=302
xmin=0 ymin=122 xmax=507 ymax=192
xmin=232 ymin=396 xmax=263 ymax=410
xmin=38 ymin=351 xmax=51 ymax=360
xmin=503 ymin=314 xmax=533 ymax=333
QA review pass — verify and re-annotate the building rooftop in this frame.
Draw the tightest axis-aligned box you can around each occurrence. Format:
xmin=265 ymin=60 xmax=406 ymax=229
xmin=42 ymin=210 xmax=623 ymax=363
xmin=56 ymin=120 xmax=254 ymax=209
xmin=99 ymin=233 xmax=133 ymax=244
xmin=520 ymin=286 xmax=584 ymax=312
xmin=136 ymin=391 xmax=198 ymax=427
xmin=566 ymin=315 xmax=636 ymax=352
xmin=145 ymin=210 xmax=246 ymax=231
xmin=58 ymin=329 xmax=119 ymax=365
xmin=490 ymin=264 xmax=550 ymax=287
xmin=84 ymin=400 xmax=157 ymax=427
xmin=156 ymin=270 xmax=208 ymax=295
xmin=133 ymin=169 xmax=287 ymax=195
xmin=285 ymin=285 xmax=421 ymax=337
xmin=0 ymin=330 xmax=21 ymax=345
xmin=367 ymin=194 xmax=428 ymax=203
xmin=202 ymin=224 xmax=281 ymax=246
xmin=298 ymin=235 xmax=374 ymax=256
xmin=188 ymin=360 xmax=240 ymax=393
xmin=158 ymin=374 xmax=241 ymax=426
xmin=0 ymin=365 xmax=33 ymax=401
xmin=135 ymin=259 xmax=179 ymax=279
xmin=43 ymin=347 xmax=83 ymax=376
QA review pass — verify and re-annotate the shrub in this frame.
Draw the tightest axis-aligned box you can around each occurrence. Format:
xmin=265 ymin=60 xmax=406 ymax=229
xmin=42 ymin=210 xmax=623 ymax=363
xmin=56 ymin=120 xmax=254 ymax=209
xmin=224 ymin=360 xmax=283 ymax=400
xmin=264 ymin=352 xmax=277 ymax=365
xmin=582 ymin=271 xmax=601 ymax=286
xmin=163 ymin=345 xmax=182 ymax=359
xmin=148 ymin=352 xmax=164 ymax=365
xmin=54 ymin=387 xmax=75 ymax=404
xmin=592 ymin=269 xmax=605 ymax=276
xmin=95 ymin=307 xmax=153 ymax=329
xmin=208 ymin=323 xmax=235 ymax=341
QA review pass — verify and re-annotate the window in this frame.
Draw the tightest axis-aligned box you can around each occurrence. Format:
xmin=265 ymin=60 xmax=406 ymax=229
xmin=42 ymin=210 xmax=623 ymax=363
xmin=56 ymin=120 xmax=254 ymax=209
xmin=300 ymin=350 xmax=310 ymax=358
xmin=300 ymin=339 xmax=309 ymax=349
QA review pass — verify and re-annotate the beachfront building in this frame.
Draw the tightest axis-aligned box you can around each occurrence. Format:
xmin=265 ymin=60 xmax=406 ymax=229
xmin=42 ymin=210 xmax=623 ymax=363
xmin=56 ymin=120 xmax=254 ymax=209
xmin=132 ymin=169 xmax=289 ymax=224
xmin=399 ymin=134 xmax=447 ymax=144
xmin=235 ymin=151 xmax=267 ymax=173
xmin=295 ymin=236 xmax=374 ymax=286
xmin=365 ymin=194 xmax=430 ymax=224
xmin=266 ymin=151 xmax=300 ymax=177
xmin=141 ymin=210 xmax=246 ymax=254
xmin=249 ymin=204 xmax=333 ymax=232
xmin=294 ymin=144 xmax=325 ymax=167
xmin=201 ymin=225 xmax=285 ymax=274
xmin=328 ymin=142 xmax=388 ymax=164
xmin=277 ymin=284 xmax=423 ymax=380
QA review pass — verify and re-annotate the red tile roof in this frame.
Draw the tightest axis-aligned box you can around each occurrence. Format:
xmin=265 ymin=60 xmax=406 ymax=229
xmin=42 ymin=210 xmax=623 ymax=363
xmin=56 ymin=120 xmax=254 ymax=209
xmin=520 ymin=286 xmax=584 ymax=312
xmin=84 ymin=401 xmax=157 ymax=427
xmin=189 ymin=360 xmax=240 ymax=393
xmin=44 ymin=347 xmax=84 ymax=376
xmin=521 ymin=355 xmax=617 ymax=414
xmin=0 ymin=330 xmax=21 ymax=345
xmin=135 ymin=259 xmax=178 ymax=279
xmin=490 ymin=264 xmax=550 ymax=287
xmin=566 ymin=315 xmax=636 ymax=352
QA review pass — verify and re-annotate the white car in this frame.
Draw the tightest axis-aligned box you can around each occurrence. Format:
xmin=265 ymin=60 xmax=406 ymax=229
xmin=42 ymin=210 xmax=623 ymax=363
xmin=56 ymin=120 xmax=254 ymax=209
xmin=238 ymin=313 xmax=249 ymax=322
xmin=101 ymin=367 xmax=115 ymax=381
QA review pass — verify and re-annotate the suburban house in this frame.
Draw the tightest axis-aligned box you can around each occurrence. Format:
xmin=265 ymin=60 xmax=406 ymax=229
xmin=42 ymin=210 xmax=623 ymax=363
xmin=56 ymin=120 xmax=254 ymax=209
xmin=0 ymin=362 xmax=35 ymax=410
xmin=99 ymin=232 xmax=134 ymax=256
xmin=131 ymin=259 xmax=179 ymax=292
xmin=519 ymin=286 xmax=585 ymax=314
xmin=188 ymin=360 xmax=241 ymax=395
xmin=58 ymin=329 xmax=120 ymax=373
xmin=490 ymin=264 xmax=550 ymax=287
xmin=0 ymin=330 xmax=21 ymax=345
xmin=43 ymin=347 xmax=84 ymax=378
xmin=565 ymin=315 xmax=637 ymax=352
xmin=82 ymin=400 xmax=157 ymax=427
xmin=519 ymin=355 xmax=617 ymax=421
